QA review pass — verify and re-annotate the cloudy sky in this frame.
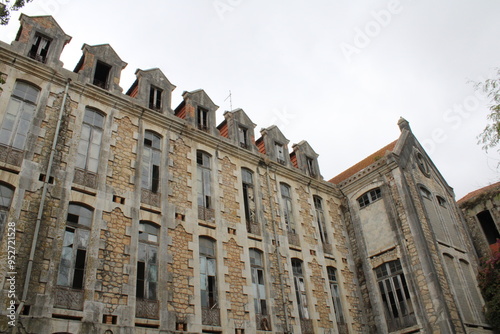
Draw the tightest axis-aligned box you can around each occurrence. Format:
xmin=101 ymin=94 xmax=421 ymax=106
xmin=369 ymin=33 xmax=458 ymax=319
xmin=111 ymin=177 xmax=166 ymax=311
xmin=3 ymin=0 xmax=499 ymax=199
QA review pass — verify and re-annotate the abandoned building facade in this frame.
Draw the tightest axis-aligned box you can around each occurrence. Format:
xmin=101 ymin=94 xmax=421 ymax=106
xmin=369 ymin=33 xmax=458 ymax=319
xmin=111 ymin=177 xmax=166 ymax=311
xmin=0 ymin=15 xmax=494 ymax=334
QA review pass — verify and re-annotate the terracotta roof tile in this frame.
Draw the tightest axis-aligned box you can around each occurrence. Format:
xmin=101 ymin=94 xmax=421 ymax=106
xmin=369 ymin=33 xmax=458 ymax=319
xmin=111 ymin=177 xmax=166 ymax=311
xmin=329 ymin=140 xmax=397 ymax=184
xmin=458 ymin=181 xmax=500 ymax=204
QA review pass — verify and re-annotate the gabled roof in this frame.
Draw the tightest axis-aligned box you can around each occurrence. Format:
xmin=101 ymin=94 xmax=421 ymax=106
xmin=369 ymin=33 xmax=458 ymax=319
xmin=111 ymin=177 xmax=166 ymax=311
xmin=329 ymin=140 xmax=397 ymax=184
xmin=458 ymin=181 xmax=500 ymax=204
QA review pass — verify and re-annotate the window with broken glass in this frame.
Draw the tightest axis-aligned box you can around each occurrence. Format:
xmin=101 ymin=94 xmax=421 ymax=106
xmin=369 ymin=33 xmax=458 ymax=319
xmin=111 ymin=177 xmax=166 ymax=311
xmin=28 ymin=33 xmax=51 ymax=63
xmin=238 ymin=125 xmax=249 ymax=148
xmin=76 ymin=108 xmax=104 ymax=173
xmin=280 ymin=183 xmax=295 ymax=233
xmin=0 ymin=184 xmax=14 ymax=239
xmin=57 ymin=204 xmax=93 ymax=289
xmin=357 ymin=188 xmax=381 ymax=208
xmin=327 ymin=266 xmax=346 ymax=331
xmin=142 ymin=131 xmax=161 ymax=193
xmin=292 ymin=258 xmax=310 ymax=319
xmin=0 ymin=81 xmax=39 ymax=150
xmin=313 ymin=196 xmax=329 ymax=244
xmin=200 ymin=237 xmax=218 ymax=309
xmin=197 ymin=107 xmax=209 ymax=131
xmin=149 ymin=86 xmax=162 ymax=111
xmin=306 ymin=157 xmax=316 ymax=177
xmin=275 ymin=142 xmax=285 ymax=164
xmin=197 ymin=151 xmax=213 ymax=220
xmin=242 ymin=168 xmax=257 ymax=232
xmin=250 ymin=249 xmax=271 ymax=330
xmin=137 ymin=221 xmax=159 ymax=300
xmin=375 ymin=259 xmax=416 ymax=331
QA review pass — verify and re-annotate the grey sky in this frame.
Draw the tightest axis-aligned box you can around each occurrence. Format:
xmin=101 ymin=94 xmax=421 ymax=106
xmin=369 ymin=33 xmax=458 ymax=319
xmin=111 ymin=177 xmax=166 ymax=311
xmin=3 ymin=0 xmax=499 ymax=199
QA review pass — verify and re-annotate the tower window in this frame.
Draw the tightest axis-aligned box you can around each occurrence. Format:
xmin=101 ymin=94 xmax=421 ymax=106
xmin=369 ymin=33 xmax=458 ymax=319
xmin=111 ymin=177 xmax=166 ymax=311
xmin=93 ymin=61 xmax=111 ymax=89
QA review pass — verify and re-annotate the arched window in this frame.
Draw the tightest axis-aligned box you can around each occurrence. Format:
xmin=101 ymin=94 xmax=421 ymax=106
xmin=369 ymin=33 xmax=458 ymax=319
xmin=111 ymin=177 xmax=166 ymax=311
xmin=136 ymin=221 xmax=159 ymax=300
xmin=197 ymin=151 xmax=213 ymax=220
xmin=357 ymin=187 xmax=382 ymax=208
xmin=327 ymin=266 xmax=346 ymax=330
xmin=76 ymin=107 xmax=104 ymax=173
xmin=0 ymin=81 xmax=40 ymax=150
xmin=142 ymin=131 xmax=161 ymax=192
xmin=242 ymin=168 xmax=257 ymax=233
xmin=374 ymin=259 xmax=415 ymax=331
xmin=57 ymin=203 xmax=93 ymax=289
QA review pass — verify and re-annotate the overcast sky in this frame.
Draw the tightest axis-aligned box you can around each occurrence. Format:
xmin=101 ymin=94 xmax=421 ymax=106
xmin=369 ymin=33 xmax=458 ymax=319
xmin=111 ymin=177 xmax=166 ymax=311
xmin=3 ymin=0 xmax=499 ymax=199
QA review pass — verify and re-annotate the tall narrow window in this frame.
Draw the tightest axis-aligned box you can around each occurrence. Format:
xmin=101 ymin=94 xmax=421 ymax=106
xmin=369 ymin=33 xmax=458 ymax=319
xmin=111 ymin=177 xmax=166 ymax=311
xmin=197 ymin=107 xmax=209 ymax=131
xmin=306 ymin=157 xmax=316 ymax=177
xmin=238 ymin=126 xmax=249 ymax=148
xmin=28 ymin=33 xmax=51 ymax=63
xmin=137 ymin=221 xmax=159 ymax=300
xmin=280 ymin=183 xmax=295 ymax=233
xmin=328 ymin=266 xmax=347 ymax=332
xmin=275 ymin=142 xmax=285 ymax=164
xmin=76 ymin=108 xmax=104 ymax=173
xmin=313 ymin=196 xmax=328 ymax=244
xmin=200 ymin=237 xmax=218 ymax=309
xmin=142 ymin=131 xmax=161 ymax=193
xmin=242 ymin=169 xmax=257 ymax=233
xmin=197 ymin=151 xmax=213 ymax=220
xmin=149 ymin=86 xmax=162 ymax=111
xmin=292 ymin=258 xmax=309 ymax=319
xmin=93 ymin=61 xmax=111 ymax=89
xmin=374 ymin=259 xmax=416 ymax=331
xmin=57 ymin=204 xmax=93 ymax=289
xmin=0 ymin=81 xmax=39 ymax=150
xmin=0 ymin=184 xmax=14 ymax=237
xmin=250 ymin=249 xmax=271 ymax=331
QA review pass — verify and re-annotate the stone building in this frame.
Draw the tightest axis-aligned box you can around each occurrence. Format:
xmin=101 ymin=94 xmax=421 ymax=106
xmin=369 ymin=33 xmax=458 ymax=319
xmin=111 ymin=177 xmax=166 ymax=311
xmin=0 ymin=14 xmax=492 ymax=334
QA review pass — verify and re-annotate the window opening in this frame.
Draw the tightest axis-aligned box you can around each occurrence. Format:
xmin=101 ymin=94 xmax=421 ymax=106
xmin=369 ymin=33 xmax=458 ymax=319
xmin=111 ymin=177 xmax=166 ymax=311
xmin=149 ymin=86 xmax=162 ymax=111
xmin=275 ymin=142 xmax=285 ymax=165
xmin=306 ymin=157 xmax=316 ymax=177
xmin=327 ymin=267 xmax=346 ymax=328
xmin=477 ymin=210 xmax=500 ymax=245
xmin=0 ymin=184 xmax=14 ymax=239
xmin=313 ymin=196 xmax=328 ymax=244
xmin=197 ymin=107 xmax=209 ymax=131
xmin=93 ymin=61 xmax=111 ymax=89
xmin=242 ymin=169 xmax=257 ymax=231
xmin=280 ymin=183 xmax=295 ymax=233
xmin=238 ymin=126 xmax=249 ymax=148
xmin=200 ymin=237 xmax=218 ymax=309
xmin=197 ymin=152 xmax=213 ymax=220
xmin=142 ymin=131 xmax=161 ymax=193
xmin=28 ymin=33 xmax=51 ymax=63
xmin=76 ymin=108 xmax=104 ymax=173
xmin=137 ymin=221 xmax=159 ymax=300
xmin=357 ymin=188 xmax=381 ymax=208
xmin=292 ymin=259 xmax=309 ymax=319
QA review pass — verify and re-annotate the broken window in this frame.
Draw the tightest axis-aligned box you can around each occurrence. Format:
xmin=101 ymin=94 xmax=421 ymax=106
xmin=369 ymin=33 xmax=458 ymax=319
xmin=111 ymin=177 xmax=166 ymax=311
xmin=238 ymin=126 xmax=249 ymax=148
xmin=199 ymin=237 xmax=218 ymax=309
xmin=149 ymin=86 xmax=162 ymax=111
xmin=357 ymin=188 xmax=381 ymax=208
xmin=275 ymin=142 xmax=285 ymax=165
xmin=142 ymin=131 xmax=161 ymax=193
xmin=76 ymin=108 xmax=104 ymax=173
xmin=477 ymin=210 xmax=500 ymax=245
xmin=137 ymin=221 xmax=159 ymax=300
xmin=197 ymin=107 xmax=209 ymax=131
xmin=375 ymin=259 xmax=416 ymax=332
xmin=197 ymin=151 xmax=212 ymax=218
xmin=327 ymin=266 xmax=346 ymax=329
xmin=57 ymin=203 xmax=93 ymax=289
xmin=242 ymin=169 xmax=257 ymax=231
xmin=306 ymin=157 xmax=316 ymax=177
xmin=0 ymin=184 xmax=14 ymax=238
xmin=28 ymin=33 xmax=51 ymax=63
xmin=292 ymin=258 xmax=309 ymax=319
xmin=0 ymin=81 xmax=39 ymax=150
xmin=250 ymin=249 xmax=267 ymax=314
xmin=93 ymin=61 xmax=111 ymax=89
xmin=313 ymin=196 xmax=328 ymax=244
xmin=280 ymin=183 xmax=295 ymax=233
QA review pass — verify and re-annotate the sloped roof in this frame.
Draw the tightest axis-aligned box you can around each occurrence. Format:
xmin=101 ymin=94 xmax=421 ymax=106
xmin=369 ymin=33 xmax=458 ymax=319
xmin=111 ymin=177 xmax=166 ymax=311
xmin=458 ymin=181 xmax=500 ymax=204
xmin=329 ymin=140 xmax=397 ymax=184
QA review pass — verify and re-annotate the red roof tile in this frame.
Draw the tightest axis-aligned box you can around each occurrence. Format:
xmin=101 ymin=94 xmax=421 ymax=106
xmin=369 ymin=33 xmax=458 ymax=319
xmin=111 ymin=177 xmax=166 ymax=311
xmin=458 ymin=181 xmax=500 ymax=204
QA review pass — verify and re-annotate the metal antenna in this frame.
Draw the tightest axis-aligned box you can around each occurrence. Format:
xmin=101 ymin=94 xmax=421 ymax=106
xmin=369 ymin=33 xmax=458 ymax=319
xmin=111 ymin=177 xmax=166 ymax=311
xmin=224 ymin=90 xmax=232 ymax=111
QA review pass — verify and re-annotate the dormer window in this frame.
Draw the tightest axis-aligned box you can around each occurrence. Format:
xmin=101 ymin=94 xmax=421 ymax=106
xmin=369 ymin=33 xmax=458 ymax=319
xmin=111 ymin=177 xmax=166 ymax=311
xmin=93 ymin=61 xmax=111 ymax=89
xmin=28 ymin=33 xmax=51 ymax=63
xmin=149 ymin=86 xmax=162 ymax=111
xmin=275 ymin=142 xmax=285 ymax=165
xmin=306 ymin=157 xmax=316 ymax=177
xmin=197 ymin=107 xmax=209 ymax=131
xmin=238 ymin=126 xmax=249 ymax=148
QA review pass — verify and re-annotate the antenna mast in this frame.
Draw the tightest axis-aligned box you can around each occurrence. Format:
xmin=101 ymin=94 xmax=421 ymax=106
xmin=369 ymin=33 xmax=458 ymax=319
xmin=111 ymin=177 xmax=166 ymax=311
xmin=225 ymin=90 xmax=233 ymax=111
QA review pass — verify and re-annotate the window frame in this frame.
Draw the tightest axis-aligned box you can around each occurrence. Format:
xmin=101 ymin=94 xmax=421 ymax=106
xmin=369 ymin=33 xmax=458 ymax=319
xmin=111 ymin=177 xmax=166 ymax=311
xmin=357 ymin=188 xmax=382 ymax=209
xmin=149 ymin=85 xmax=163 ymax=111
xmin=242 ymin=168 xmax=257 ymax=229
xmin=292 ymin=258 xmax=309 ymax=319
xmin=197 ymin=107 xmax=209 ymax=131
xmin=76 ymin=107 xmax=105 ymax=173
xmin=136 ymin=221 xmax=159 ymax=301
xmin=313 ymin=196 xmax=329 ymax=244
xmin=250 ymin=248 xmax=268 ymax=316
xmin=28 ymin=33 xmax=52 ymax=63
xmin=199 ymin=236 xmax=218 ymax=309
xmin=280 ymin=183 xmax=295 ymax=233
xmin=142 ymin=131 xmax=161 ymax=193
xmin=327 ymin=266 xmax=346 ymax=327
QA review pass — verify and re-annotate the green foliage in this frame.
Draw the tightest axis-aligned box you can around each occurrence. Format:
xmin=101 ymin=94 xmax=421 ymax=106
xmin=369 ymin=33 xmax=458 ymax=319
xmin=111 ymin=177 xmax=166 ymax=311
xmin=0 ymin=0 xmax=33 ymax=25
xmin=477 ymin=240 xmax=500 ymax=332
xmin=474 ymin=68 xmax=500 ymax=154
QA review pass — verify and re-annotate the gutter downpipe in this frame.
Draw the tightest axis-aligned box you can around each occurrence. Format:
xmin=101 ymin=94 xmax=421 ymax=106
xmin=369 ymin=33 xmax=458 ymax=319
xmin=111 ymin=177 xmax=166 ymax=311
xmin=16 ymin=78 xmax=71 ymax=323
xmin=263 ymin=163 xmax=290 ymax=333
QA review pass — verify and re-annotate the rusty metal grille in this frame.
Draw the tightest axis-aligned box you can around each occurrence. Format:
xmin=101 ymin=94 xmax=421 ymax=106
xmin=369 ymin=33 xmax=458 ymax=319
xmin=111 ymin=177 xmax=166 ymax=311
xmin=300 ymin=318 xmax=314 ymax=334
xmin=73 ymin=168 xmax=98 ymax=189
xmin=135 ymin=298 xmax=159 ymax=319
xmin=323 ymin=243 xmax=333 ymax=255
xmin=201 ymin=307 xmax=220 ymax=326
xmin=53 ymin=287 xmax=84 ymax=311
xmin=141 ymin=188 xmax=161 ymax=207
xmin=256 ymin=314 xmax=271 ymax=331
xmin=198 ymin=205 xmax=214 ymax=221
xmin=0 ymin=144 xmax=23 ymax=166
xmin=247 ymin=222 xmax=261 ymax=235
xmin=288 ymin=231 xmax=300 ymax=246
